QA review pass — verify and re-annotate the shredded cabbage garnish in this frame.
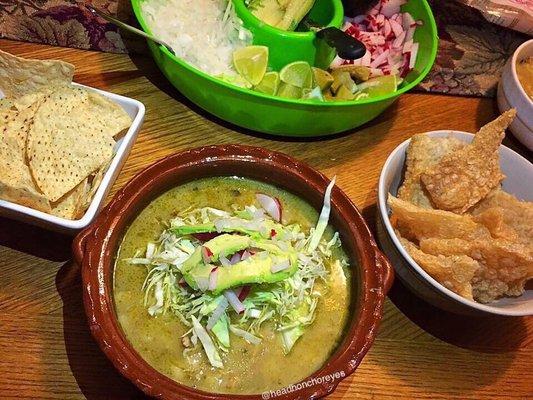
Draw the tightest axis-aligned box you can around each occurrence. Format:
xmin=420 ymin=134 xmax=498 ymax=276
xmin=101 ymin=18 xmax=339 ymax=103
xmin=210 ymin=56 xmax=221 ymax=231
xmin=125 ymin=181 xmax=348 ymax=368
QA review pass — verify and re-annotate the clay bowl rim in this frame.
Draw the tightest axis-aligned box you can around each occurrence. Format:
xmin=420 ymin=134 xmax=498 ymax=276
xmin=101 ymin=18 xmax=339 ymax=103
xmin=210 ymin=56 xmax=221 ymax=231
xmin=73 ymin=145 xmax=393 ymax=400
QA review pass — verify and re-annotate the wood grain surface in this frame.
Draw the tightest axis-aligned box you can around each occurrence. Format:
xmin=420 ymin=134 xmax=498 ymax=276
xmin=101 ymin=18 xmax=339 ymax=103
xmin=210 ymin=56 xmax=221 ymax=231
xmin=0 ymin=39 xmax=531 ymax=400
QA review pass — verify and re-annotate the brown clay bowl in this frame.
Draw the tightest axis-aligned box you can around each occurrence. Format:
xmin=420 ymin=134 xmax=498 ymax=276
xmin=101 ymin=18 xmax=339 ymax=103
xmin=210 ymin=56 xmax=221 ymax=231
xmin=73 ymin=145 xmax=393 ymax=400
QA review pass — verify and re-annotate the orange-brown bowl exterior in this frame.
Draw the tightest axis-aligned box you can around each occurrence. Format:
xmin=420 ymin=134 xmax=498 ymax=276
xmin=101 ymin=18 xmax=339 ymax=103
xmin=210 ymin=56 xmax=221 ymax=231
xmin=73 ymin=145 xmax=393 ymax=400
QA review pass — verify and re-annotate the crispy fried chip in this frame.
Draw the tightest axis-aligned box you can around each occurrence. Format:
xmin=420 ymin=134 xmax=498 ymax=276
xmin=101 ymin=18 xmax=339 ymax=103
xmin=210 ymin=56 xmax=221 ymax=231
xmin=0 ymin=49 xmax=74 ymax=98
xmin=0 ymin=136 xmax=50 ymax=212
xmin=420 ymin=110 xmax=516 ymax=214
xmin=27 ymin=86 xmax=117 ymax=202
xmin=399 ymin=236 xmax=479 ymax=300
xmin=470 ymin=189 xmax=533 ymax=246
xmin=420 ymin=237 xmax=533 ymax=303
xmin=388 ymin=195 xmax=489 ymax=241
xmin=398 ymin=134 xmax=466 ymax=208
xmin=51 ymin=178 xmax=89 ymax=220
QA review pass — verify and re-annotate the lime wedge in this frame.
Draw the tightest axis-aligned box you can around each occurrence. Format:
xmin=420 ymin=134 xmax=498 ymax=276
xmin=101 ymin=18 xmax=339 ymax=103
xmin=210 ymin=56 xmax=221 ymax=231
xmin=280 ymin=61 xmax=313 ymax=89
xmin=254 ymin=71 xmax=280 ymax=95
xmin=277 ymin=82 xmax=302 ymax=99
xmin=233 ymin=46 xmax=269 ymax=86
xmin=312 ymin=67 xmax=334 ymax=91
xmin=359 ymin=74 xmax=398 ymax=97
xmin=302 ymin=87 xmax=324 ymax=101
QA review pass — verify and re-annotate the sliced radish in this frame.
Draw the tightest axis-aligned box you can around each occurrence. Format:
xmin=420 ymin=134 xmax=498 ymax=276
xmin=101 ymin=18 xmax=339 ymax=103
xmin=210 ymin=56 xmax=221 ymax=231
xmin=409 ymin=43 xmax=419 ymax=69
xmin=208 ymin=267 xmax=218 ymax=291
xmin=230 ymin=252 xmax=242 ymax=264
xmin=193 ymin=232 xmax=219 ymax=242
xmin=241 ymin=250 xmax=252 ymax=261
xmin=237 ymin=285 xmax=251 ymax=301
xmin=256 ymin=193 xmax=282 ymax=222
xmin=202 ymin=246 xmax=213 ymax=264
xmin=224 ymin=290 xmax=245 ymax=313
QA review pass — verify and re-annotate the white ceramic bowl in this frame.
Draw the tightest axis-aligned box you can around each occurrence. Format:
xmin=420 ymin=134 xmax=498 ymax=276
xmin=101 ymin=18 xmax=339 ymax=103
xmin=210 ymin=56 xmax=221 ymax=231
xmin=377 ymin=130 xmax=533 ymax=316
xmin=0 ymin=83 xmax=145 ymax=233
xmin=497 ymin=39 xmax=533 ymax=150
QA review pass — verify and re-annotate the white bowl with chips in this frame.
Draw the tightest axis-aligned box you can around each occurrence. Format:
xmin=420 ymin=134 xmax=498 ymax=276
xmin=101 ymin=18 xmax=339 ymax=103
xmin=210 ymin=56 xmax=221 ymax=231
xmin=0 ymin=83 xmax=145 ymax=233
xmin=377 ymin=130 xmax=533 ymax=316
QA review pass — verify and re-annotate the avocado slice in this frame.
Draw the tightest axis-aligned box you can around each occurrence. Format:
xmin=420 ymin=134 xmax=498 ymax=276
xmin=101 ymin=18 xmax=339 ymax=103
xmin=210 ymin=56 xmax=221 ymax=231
xmin=183 ymin=262 xmax=214 ymax=290
xmin=183 ymin=234 xmax=252 ymax=289
xmin=172 ymin=220 xmax=284 ymax=240
xmin=211 ymin=252 xmax=298 ymax=295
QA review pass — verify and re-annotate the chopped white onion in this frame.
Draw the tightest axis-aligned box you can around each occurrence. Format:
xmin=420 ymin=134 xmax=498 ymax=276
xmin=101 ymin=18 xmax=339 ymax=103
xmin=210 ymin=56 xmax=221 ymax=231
xmin=219 ymin=254 xmax=231 ymax=267
xmin=271 ymin=259 xmax=290 ymax=273
xmin=230 ymin=252 xmax=242 ymax=264
xmin=229 ymin=325 xmax=261 ymax=345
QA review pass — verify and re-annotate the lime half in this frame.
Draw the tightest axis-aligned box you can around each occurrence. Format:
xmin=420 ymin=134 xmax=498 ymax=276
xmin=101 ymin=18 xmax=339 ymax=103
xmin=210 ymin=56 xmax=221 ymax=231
xmin=280 ymin=61 xmax=313 ymax=89
xmin=254 ymin=71 xmax=280 ymax=95
xmin=359 ymin=74 xmax=398 ymax=97
xmin=233 ymin=46 xmax=269 ymax=86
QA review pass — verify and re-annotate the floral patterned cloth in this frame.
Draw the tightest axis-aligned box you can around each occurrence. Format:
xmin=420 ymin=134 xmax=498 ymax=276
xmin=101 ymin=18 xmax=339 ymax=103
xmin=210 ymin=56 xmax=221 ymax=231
xmin=0 ymin=0 xmax=529 ymax=97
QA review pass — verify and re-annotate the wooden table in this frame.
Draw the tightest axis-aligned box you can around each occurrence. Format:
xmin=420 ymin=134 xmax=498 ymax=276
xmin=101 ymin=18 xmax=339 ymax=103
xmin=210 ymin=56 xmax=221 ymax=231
xmin=0 ymin=39 xmax=531 ymax=400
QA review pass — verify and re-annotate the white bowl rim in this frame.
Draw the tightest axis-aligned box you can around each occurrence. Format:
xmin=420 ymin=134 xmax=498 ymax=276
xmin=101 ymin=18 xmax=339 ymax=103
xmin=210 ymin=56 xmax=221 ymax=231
xmin=378 ymin=129 xmax=533 ymax=316
xmin=510 ymin=39 xmax=533 ymax=106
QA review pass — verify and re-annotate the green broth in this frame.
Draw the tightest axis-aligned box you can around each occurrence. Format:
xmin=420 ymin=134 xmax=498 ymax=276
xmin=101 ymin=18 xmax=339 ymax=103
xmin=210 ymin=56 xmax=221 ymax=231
xmin=114 ymin=177 xmax=352 ymax=394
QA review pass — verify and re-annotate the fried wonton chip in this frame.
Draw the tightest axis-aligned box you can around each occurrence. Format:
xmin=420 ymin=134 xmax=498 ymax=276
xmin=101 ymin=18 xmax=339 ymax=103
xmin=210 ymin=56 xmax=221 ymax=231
xmin=470 ymin=189 xmax=533 ymax=246
xmin=398 ymin=135 xmax=466 ymax=208
xmin=0 ymin=49 xmax=74 ymax=98
xmin=420 ymin=110 xmax=516 ymax=214
xmin=388 ymin=195 xmax=490 ymax=241
xmin=399 ymin=236 xmax=479 ymax=300
xmin=27 ymin=86 xmax=118 ymax=202
xmin=51 ymin=178 xmax=89 ymax=219
xmin=420 ymin=237 xmax=533 ymax=303
xmin=0 ymin=136 xmax=50 ymax=212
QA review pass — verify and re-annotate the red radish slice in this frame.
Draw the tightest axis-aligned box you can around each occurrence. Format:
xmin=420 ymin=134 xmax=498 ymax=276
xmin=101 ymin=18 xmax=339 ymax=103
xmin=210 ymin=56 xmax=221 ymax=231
xmin=178 ymin=278 xmax=188 ymax=288
xmin=230 ymin=252 xmax=242 ymax=264
xmin=237 ymin=285 xmax=251 ymax=301
xmin=193 ymin=232 xmax=219 ymax=242
xmin=202 ymin=246 xmax=213 ymax=264
xmin=224 ymin=290 xmax=245 ymax=313
xmin=240 ymin=250 xmax=252 ymax=261
xmin=208 ymin=267 xmax=218 ymax=291
xmin=256 ymin=193 xmax=282 ymax=222
xmin=409 ymin=43 xmax=419 ymax=69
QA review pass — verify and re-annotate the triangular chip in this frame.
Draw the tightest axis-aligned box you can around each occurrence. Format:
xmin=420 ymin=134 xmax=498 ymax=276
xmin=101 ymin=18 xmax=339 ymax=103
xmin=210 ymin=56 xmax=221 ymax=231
xmin=420 ymin=110 xmax=516 ymax=214
xmin=398 ymin=134 xmax=466 ymax=208
xmin=0 ymin=136 xmax=50 ymax=212
xmin=1 ymin=100 xmax=40 ymax=158
xmin=82 ymin=91 xmax=132 ymax=138
xmin=399 ymin=235 xmax=479 ymax=300
xmin=0 ymin=49 xmax=74 ymax=98
xmin=51 ymin=178 xmax=89 ymax=220
xmin=27 ymin=86 xmax=115 ymax=202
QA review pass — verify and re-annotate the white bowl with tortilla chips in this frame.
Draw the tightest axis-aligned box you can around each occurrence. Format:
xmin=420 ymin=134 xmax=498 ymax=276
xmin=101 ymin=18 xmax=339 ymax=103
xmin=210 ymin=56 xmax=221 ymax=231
xmin=377 ymin=130 xmax=533 ymax=316
xmin=0 ymin=83 xmax=145 ymax=233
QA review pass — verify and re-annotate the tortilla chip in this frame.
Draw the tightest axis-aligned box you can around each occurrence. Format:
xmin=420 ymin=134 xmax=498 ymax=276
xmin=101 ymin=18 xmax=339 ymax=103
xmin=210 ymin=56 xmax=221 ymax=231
xmin=470 ymin=189 xmax=533 ymax=246
xmin=82 ymin=91 xmax=132 ymax=138
xmin=420 ymin=237 xmax=533 ymax=303
xmin=398 ymin=134 xmax=466 ymax=208
xmin=51 ymin=178 xmax=89 ymax=219
xmin=388 ymin=195 xmax=489 ymax=241
xmin=27 ymin=86 xmax=115 ymax=202
xmin=0 ymin=49 xmax=74 ymax=99
xmin=1 ymin=100 xmax=40 ymax=158
xmin=0 ymin=136 xmax=50 ymax=212
xmin=399 ymin=236 xmax=478 ymax=300
xmin=420 ymin=110 xmax=516 ymax=214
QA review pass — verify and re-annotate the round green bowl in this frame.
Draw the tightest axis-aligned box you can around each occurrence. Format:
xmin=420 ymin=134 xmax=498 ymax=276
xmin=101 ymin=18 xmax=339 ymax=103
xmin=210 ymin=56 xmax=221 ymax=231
xmin=131 ymin=0 xmax=438 ymax=137
xmin=234 ymin=0 xmax=344 ymax=70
